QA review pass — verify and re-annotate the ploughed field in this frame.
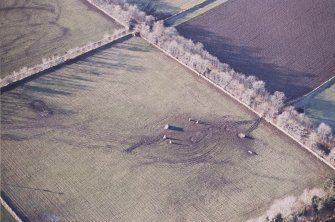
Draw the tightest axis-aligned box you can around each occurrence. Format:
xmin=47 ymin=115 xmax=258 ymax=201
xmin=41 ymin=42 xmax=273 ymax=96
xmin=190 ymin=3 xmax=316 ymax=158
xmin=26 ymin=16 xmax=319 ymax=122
xmin=176 ymin=0 xmax=335 ymax=99
xmin=0 ymin=0 xmax=122 ymax=79
xmin=1 ymin=37 xmax=334 ymax=222
xmin=125 ymin=0 xmax=205 ymax=19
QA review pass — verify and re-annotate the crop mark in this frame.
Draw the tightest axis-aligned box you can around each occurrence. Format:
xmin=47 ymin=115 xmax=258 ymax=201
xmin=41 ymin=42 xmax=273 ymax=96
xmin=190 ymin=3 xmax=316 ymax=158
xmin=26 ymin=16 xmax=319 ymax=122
xmin=2 ymin=183 xmax=64 ymax=195
xmin=126 ymin=115 xmax=256 ymax=166
xmin=29 ymin=100 xmax=54 ymax=117
xmin=125 ymin=134 xmax=163 ymax=153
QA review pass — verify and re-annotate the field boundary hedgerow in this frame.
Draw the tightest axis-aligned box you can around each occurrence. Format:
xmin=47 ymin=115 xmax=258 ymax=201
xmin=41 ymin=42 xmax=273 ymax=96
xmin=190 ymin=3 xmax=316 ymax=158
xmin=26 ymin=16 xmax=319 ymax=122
xmin=0 ymin=30 xmax=131 ymax=89
xmin=86 ymin=0 xmax=335 ymax=171
xmin=1 ymin=197 xmax=22 ymax=222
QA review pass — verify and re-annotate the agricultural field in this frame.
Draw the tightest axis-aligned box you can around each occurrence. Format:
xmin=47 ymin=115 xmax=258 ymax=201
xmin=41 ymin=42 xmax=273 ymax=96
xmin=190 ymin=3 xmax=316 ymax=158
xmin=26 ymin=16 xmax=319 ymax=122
xmin=125 ymin=0 xmax=205 ymax=19
xmin=176 ymin=0 xmax=335 ymax=99
xmin=0 ymin=0 xmax=122 ymax=79
xmin=304 ymin=83 xmax=335 ymax=134
xmin=1 ymin=37 xmax=334 ymax=222
xmin=165 ymin=0 xmax=228 ymax=27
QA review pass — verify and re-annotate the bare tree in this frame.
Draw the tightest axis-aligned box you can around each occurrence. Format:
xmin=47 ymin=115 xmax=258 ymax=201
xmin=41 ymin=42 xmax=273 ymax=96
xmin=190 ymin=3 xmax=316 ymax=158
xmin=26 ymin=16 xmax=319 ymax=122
xmin=317 ymin=122 xmax=333 ymax=142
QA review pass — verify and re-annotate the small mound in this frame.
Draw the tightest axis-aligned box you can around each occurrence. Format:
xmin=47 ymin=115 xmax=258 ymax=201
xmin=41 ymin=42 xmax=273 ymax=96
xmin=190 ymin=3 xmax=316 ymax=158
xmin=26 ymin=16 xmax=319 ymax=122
xmin=29 ymin=100 xmax=53 ymax=117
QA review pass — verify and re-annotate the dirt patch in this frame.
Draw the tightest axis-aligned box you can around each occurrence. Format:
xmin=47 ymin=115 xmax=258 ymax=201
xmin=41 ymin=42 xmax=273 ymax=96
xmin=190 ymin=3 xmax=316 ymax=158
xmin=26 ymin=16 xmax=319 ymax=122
xmin=127 ymin=115 xmax=257 ymax=165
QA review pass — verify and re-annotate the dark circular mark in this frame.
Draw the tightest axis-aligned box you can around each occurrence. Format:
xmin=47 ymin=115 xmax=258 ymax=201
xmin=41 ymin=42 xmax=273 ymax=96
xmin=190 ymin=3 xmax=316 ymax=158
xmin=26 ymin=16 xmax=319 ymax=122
xmin=29 ymin=100 xmax=53 ymax=117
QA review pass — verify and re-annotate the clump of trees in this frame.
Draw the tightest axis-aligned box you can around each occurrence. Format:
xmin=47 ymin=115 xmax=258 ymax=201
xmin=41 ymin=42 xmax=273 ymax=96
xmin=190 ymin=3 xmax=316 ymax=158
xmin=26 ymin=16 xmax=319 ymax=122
xmin=247 ymin=177 xmax=335 ymax=222
xmin=1 ymin=29 xmax=127 ymax=87
xmin=87 ymin=0 xmax=154 ymax=28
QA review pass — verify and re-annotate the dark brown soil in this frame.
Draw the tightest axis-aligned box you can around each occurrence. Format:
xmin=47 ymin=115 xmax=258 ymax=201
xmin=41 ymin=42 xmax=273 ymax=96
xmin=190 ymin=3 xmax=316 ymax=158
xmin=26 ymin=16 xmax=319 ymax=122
xmin=177 ymin=0 xmax=335 ymax=99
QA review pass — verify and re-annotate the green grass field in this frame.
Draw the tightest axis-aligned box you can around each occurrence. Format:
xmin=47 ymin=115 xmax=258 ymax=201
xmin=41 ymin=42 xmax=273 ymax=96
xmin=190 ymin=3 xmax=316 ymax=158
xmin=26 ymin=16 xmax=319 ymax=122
xmin=1 ymin=37 xmax=334 ymax=221
xmin=0 ymin=0 xmax=122 ymax=79
xmin=126 ymin=0 xmax=205 ymax=19
xmin=165 ymin=0 xmax=229 ymax=26
xmin=1 ymin=206 xmax=17 ymax=222
xmin=305 ymin=83 xmax=335 ymax=133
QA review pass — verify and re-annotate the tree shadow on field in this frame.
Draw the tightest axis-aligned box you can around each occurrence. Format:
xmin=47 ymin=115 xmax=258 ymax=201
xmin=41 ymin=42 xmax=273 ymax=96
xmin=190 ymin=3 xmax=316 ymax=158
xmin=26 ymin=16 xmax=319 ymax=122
xmin=176 ymin=24 xmax=315 ymax=100
xmin=0 ymin=36 xmax=148 ymax=126
xmin=1 ymin=35 xmax=143 ymax=94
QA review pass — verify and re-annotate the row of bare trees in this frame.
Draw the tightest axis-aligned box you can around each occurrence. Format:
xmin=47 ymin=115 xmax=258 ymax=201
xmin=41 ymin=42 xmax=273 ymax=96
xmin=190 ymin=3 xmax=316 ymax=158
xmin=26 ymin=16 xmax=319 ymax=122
xmin=247 ymin=178 xmax=335 ymax=222
xmin=90 ymin=0 xmax=335 ymax=165
xmin=1 ymin=30 xmax=127 ymax=88
xmin=91 ymin=1 xmax=287 ymax=117
xmin=87 ymin=0 xmax=154 ymax=28
xmin=138 ymin=21 xmax=288 ymax=118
